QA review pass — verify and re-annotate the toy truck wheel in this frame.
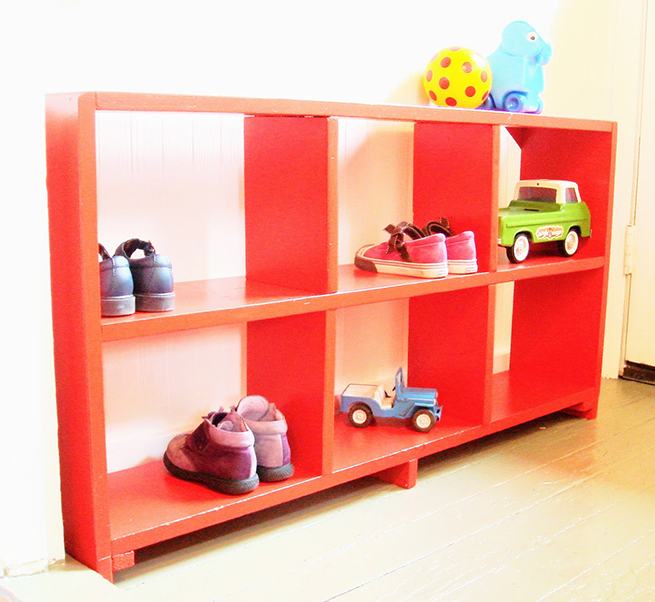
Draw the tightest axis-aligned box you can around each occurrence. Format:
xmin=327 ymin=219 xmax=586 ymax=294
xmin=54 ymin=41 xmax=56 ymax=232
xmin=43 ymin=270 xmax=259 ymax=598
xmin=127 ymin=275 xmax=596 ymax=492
xmin=507 ymin=233 xmax=530 ymax=263
xmin=348 ymin=403 xmax=373 ymax=428
xmin=557 ymin=229 xmax=580 ymax=257
xmin=411 ymin=409 xmax=436 ymax=433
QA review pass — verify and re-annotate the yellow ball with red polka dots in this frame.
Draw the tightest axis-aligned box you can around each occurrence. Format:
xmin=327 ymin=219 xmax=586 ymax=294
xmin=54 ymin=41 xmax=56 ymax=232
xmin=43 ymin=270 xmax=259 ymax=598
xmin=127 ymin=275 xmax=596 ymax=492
xmin=423 ymin=47 xmax=492 ymax=109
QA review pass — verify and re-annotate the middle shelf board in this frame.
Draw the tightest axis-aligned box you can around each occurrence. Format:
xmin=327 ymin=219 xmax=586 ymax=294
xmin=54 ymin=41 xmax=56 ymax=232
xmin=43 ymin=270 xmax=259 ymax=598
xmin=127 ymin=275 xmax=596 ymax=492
xmin=102 ymin=259 xmax=605 ymax=341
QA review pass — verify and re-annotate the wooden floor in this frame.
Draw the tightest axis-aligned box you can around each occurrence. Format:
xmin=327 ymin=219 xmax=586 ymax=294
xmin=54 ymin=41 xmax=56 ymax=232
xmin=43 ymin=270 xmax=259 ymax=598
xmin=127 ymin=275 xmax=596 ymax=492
xmin=6 ymin=377 xmax=655 ymax=601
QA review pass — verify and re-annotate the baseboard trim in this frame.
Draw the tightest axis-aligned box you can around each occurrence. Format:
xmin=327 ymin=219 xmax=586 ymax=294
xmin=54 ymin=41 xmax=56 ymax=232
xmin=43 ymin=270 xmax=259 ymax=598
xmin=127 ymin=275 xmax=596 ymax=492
xmin=621 ymin=361 xmax=655 ymax=385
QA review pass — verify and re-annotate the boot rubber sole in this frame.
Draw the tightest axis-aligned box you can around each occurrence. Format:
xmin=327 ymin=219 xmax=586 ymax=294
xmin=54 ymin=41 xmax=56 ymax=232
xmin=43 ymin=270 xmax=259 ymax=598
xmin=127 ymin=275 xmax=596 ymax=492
xmin=163 ymin=453 xmax=259 ymax=495
xmin=257 ymin=462 xmax=294 ymax=482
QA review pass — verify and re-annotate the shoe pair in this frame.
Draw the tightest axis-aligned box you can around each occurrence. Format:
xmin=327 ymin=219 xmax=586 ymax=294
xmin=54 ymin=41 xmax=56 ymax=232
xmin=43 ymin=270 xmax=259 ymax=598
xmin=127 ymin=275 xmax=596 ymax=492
xmin=354 ymin=218 xmax=477 ymax=279
xmin=164 ymin=395 xmax=294 ymax=495
xmin=99 ymin=238 xmax=175 ymax=317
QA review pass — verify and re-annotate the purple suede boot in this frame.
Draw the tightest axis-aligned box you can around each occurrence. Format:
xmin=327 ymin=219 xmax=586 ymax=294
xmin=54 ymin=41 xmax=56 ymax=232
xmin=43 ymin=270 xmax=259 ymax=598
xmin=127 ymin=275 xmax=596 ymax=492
xmin=234 ymin=395 xmax=294 ymax=482
xmin=164 ymin=411 xmax=259 ymax=495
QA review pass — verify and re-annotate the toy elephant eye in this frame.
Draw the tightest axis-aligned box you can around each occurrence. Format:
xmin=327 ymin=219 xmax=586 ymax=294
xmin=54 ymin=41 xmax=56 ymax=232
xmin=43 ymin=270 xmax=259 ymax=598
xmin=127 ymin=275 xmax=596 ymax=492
xmin=527 ymin=32 xmax=538 ymax=42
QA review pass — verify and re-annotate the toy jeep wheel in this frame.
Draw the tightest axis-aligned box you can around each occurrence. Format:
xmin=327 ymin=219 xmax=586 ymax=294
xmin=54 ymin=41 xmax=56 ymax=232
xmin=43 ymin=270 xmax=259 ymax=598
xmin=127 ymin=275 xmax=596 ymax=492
xmin=348 ymin=403 xmax=373 ymax=428
xmin=411 ymin=409 xmax=436 ymax=433
xmin=507 ymin=233 xmax=530 ymax=263
xmin=558 ymin=229 xmax=580 ymax=257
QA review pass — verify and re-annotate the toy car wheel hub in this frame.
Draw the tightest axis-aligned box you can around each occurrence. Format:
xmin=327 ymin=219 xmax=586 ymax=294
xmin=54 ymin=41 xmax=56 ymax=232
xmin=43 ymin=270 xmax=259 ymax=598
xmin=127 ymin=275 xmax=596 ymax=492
xmin=415 ymin=413 xmax=432 ymax=429
xmin=347 ymin=402 xmax=374 ymax=428
xmin=515 ymin=237 xmax=528 ymax=256
xmin=510 ymin=234 xmax=530 ymax=263
xmin=563 ymin=230 xmax=579 ymax=255
xmin=411 ymin=409 xmax=437 ymax=432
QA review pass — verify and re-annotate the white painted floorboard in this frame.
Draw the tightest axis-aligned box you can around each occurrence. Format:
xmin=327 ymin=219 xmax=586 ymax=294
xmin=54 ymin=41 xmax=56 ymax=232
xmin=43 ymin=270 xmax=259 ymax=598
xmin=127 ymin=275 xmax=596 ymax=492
xmin=5 ymin=378 xmax=655 ymax=601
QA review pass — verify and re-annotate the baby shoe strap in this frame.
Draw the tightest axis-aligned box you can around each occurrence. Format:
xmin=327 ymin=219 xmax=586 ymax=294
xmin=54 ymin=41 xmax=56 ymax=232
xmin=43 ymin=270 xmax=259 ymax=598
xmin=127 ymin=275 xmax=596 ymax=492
xmin=115 ymin=238 xmax=156 ymax=258
xmin=384 ymin=221 xmax=425 ymax=261
xmin=422 ymin=218 xmax=453 ymax=237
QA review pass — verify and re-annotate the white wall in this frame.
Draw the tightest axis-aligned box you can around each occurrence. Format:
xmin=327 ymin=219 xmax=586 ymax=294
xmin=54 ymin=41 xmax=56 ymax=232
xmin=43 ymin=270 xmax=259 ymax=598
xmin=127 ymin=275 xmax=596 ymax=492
xmin=0 ymin=0 xmax=642 ymax=575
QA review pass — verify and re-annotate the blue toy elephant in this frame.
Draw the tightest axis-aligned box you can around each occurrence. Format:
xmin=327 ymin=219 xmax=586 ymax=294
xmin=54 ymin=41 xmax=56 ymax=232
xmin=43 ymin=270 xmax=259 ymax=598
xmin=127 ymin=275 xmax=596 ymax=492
xmin=483 ymin=21 xmax=552 ymax=113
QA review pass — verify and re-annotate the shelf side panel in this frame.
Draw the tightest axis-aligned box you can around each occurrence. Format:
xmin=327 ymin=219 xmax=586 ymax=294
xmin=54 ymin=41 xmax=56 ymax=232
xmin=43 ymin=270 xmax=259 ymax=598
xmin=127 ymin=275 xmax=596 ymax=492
xmin=46 ymin=93 xmax=112 ymax=577
xmin=408 ymin=287 xmax=494 ymax=425
xmin=244 ymin=116 xmax=338 ymax=294
xmin=413 ymin=122 xmax=500 ymax=273
xmin=510 ymin=126 xmax=617 ymax=262
xmin=247 ymin=312 xmax=334 ymax=475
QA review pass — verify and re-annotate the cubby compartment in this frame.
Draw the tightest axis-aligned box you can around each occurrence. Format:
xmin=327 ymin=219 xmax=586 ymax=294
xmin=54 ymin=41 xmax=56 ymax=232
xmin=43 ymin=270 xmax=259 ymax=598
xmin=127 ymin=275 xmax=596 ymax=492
xmin=103 ymin=325 xmax=245 ymax=473
xmin=96 ymin=110 xmax=246 ymax=284
xmin=333 ymin=300 xmax=415 ymax=472
xmin=499 ymin=125 xmax=615 ymax=266
xmin=46 ymin=93 xmax=616 ymax=579
xmin=490 ymin=268 xmax=605 ymax=423
xmin=409 ymin=287 xmax=494 ymax=426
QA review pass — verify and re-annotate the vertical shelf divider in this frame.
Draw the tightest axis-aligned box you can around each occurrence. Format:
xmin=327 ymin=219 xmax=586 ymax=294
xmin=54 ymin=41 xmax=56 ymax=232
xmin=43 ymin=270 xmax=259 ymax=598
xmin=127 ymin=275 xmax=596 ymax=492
xmin=244 ymin=115 xmax=339 ymax=294
xmin=408 ymin=287 xmax=495 ymax=426
xmin=247 ymin=312 xmax=334 ymax=476
xmin=413 ymin=122 xmax=501 ymax=274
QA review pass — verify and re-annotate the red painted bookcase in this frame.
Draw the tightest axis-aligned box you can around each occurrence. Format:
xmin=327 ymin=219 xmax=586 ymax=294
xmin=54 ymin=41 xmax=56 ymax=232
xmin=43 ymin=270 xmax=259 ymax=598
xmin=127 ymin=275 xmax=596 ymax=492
xmin=45 ymin=93 xmax=616 ymax=580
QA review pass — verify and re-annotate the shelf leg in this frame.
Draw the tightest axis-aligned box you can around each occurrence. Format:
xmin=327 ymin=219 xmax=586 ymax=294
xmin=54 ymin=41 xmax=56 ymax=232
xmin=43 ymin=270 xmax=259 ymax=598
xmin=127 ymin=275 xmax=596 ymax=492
xmin=564 ymin=404 xmax=598 ymax=420
xmin=375 ymin=459 xmax=418 ymax=489
xmin=111 ymin=550 xmax=135 ymax=572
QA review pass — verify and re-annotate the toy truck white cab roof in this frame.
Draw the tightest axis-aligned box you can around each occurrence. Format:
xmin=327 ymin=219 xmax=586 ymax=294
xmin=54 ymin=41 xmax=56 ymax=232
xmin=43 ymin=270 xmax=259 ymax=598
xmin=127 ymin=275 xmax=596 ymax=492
xmin=514 ymin=180 xmax=581 ymax=204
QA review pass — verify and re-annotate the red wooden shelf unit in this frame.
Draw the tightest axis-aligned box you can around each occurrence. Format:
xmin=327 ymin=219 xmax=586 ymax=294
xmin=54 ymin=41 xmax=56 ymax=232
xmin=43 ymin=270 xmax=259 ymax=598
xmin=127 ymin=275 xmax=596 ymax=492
xmin=45 ymin=93 xmax=616 ymax=580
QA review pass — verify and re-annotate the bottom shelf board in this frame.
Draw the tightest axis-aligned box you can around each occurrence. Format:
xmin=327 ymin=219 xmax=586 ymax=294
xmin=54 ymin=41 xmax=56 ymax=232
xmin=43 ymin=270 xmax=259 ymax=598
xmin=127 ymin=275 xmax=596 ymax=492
xmin=108 ymin=463 xmax=324 ymax=556
xmin=107 ymin=422 xmax=478 ymax=556
xmin=331 ymin=414 xmax=479 ymax=472
xmin=108 ymin=379 xmax=598 ymax=558
xmin=489 ymin=370 xmax=598 ymax=424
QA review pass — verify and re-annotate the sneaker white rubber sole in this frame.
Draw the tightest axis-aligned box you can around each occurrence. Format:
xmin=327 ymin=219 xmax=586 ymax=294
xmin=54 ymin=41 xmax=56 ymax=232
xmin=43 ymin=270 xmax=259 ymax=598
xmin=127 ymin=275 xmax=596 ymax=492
xmin=355 ymin=246 xmax=448 ymax=279
xmin=448 ymin=259 xmax=478 ymax=274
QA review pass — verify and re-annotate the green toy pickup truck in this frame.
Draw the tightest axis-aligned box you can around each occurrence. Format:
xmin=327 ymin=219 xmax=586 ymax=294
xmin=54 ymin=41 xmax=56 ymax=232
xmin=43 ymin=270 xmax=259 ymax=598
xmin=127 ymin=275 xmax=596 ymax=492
xmin=498 ymin=179 xmax=591 ymax=263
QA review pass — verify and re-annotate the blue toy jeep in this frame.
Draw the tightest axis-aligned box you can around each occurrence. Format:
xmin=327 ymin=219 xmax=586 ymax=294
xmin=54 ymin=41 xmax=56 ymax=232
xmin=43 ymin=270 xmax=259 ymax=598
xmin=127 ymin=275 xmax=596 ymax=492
xmin=340 ymin=368 xmax=442 ymax=433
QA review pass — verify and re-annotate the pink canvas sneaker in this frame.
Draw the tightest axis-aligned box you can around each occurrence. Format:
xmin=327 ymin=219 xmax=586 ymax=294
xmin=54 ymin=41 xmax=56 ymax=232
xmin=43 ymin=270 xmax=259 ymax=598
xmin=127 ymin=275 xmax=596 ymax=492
xmin=445 ymin=231 xmax=478 ymax=274
xmin=164 ymin=411 xmax=259 ymax=495
xmin=354 ymin=222 xmax=448 ymax=279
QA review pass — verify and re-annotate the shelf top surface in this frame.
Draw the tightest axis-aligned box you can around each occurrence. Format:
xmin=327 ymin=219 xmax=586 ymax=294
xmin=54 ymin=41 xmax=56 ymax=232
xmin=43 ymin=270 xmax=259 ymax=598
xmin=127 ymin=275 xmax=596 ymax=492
xmin=52 ymin=91 xmax=616 ymax=131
